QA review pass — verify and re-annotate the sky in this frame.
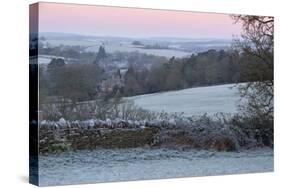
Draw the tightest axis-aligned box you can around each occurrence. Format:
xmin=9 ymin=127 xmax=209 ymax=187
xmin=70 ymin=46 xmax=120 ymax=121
xmin=36 ymin=2 xmax=242 ymax=39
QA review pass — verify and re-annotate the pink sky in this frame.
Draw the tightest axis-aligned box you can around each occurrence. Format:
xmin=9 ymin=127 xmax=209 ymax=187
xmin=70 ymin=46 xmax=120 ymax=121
xmin=38 ymin=2 xmax=242 ymax=39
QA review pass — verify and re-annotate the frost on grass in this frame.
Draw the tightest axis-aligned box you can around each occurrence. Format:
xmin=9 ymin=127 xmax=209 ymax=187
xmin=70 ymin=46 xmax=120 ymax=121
xmin=38 ymin=147 xmax=273 ymax=186
xmin=127 ymin=83 xmax=242 ymax=116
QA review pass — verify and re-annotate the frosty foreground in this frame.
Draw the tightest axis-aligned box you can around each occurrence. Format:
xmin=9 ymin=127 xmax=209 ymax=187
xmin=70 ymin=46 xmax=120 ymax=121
xmin=38 ymin=148 xmax=273 ymax=186
xmin=37 ymin=83 xmax=273 ymax=186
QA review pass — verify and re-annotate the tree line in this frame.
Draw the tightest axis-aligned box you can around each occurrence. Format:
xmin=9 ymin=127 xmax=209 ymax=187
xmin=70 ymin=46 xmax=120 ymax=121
xmin=122 ymin=49 xmax=242 ymax=96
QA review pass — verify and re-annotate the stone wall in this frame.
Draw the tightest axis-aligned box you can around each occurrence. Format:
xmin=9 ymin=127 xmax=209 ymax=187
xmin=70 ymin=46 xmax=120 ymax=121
xmin=39 ymin=125 xmax=158 ymax=154
xmin=37 ymin=118 xmax=269 ymax=154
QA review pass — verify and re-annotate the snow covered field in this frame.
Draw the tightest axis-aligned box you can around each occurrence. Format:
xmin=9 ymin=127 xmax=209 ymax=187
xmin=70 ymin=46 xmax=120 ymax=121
xmin=127 ymin=84 xmax=242 ymax=116
xmin=39 ymin=148 xmax=273 ymax=186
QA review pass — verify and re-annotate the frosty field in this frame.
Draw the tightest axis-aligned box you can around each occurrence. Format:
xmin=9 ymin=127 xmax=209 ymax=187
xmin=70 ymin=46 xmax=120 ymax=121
xmin=39 ymin=148 xmax=273 ymax=186
xmin=127 ymin=83 xmax=242 ymax=116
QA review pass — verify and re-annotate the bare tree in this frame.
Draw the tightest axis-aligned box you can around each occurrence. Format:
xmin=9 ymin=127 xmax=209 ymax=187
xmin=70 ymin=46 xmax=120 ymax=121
xmin=232 ymin=15 xmax=274 ymax=121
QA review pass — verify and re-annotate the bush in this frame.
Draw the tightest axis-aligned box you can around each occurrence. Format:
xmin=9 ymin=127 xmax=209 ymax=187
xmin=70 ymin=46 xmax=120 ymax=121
xmin=41 ymin=98 xmax=159 ymax=121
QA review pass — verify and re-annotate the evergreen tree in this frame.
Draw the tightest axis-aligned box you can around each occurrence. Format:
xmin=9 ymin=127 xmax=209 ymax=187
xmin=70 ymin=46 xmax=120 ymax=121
xmin=95 ymin=45 xmax=107 ymax=63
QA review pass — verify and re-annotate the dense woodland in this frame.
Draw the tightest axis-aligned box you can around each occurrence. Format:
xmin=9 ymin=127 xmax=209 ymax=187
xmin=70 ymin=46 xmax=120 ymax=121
xmin=123 ymin=49 xmax=242 ymax=96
